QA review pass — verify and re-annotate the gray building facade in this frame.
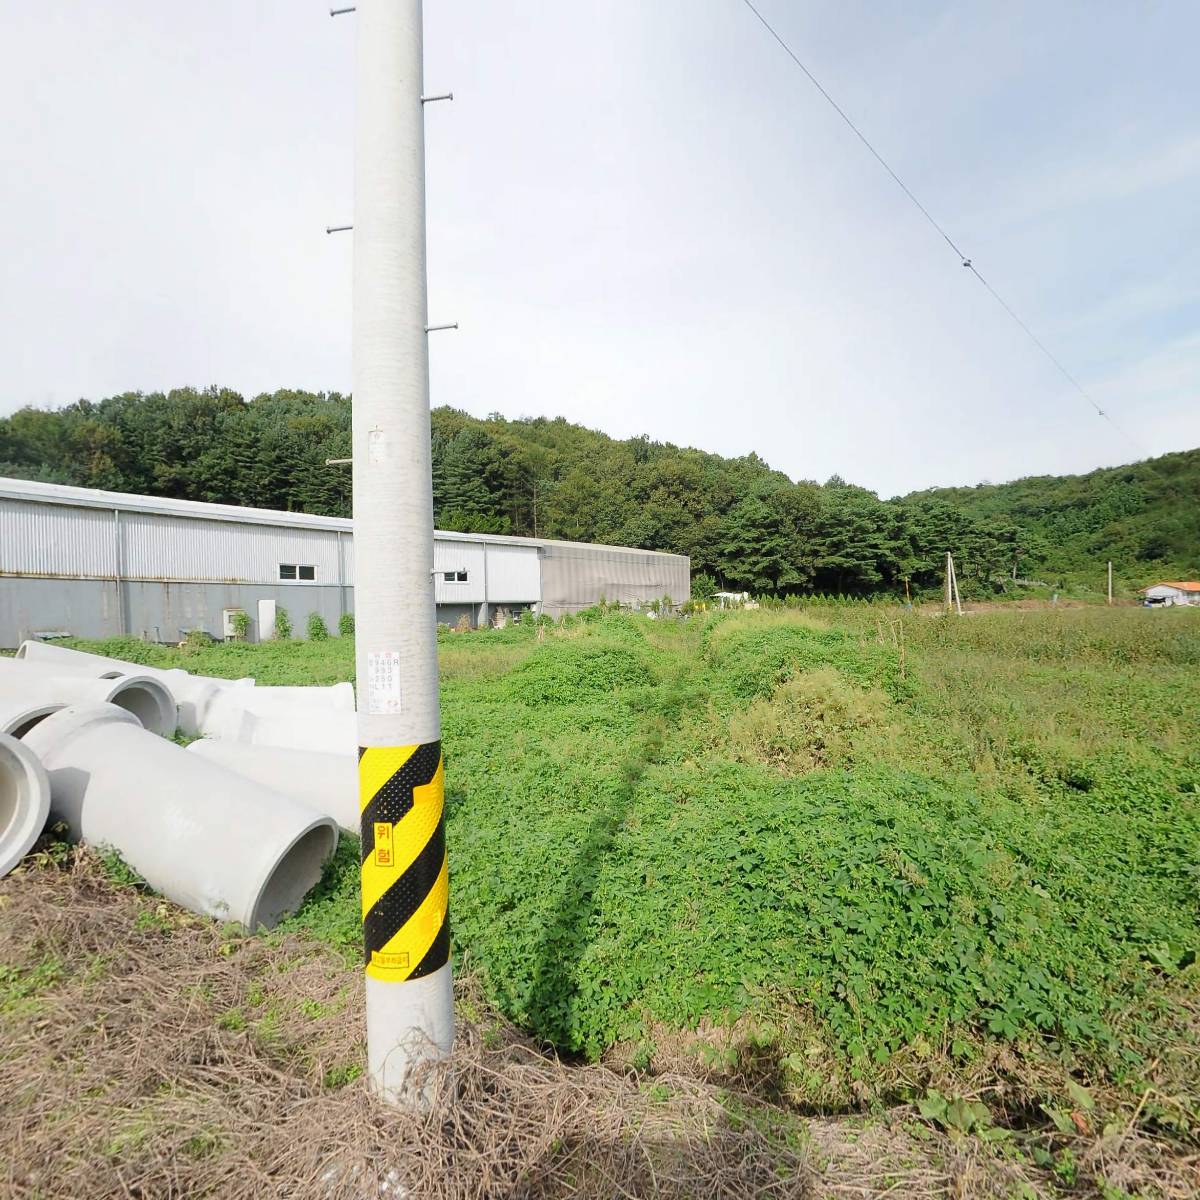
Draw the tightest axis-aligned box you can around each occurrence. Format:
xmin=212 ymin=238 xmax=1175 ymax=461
xmin=0 ymin=478 xmax=689 ymax=646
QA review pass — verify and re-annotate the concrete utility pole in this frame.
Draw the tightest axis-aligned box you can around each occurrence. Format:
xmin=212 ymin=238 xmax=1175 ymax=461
xmin=1107 ymin=560 xmax=1113 ymax=605
xmin=352 ymin=0 xmax=452 ymax=1105
xmin=945 ymin=552 xmax=963 ymax=616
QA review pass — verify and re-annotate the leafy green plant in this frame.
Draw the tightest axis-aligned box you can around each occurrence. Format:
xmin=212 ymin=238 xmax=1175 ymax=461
xmin=274 ymin=607 xmax=292 ymax=640
xmin=508 ymin=639 xmax=651 ymax=705
xmin=338 ymin=612 xmax=355 ymax=638
xmin=917 ymin=1089 xmax=998 ymax=1137
xmin=229 ymin=609 xmax=250 ymax=640
xmin=96 ymin=847 xmax=149 ymax=890
xmin=323 ymin=1062 xmax=363 ymax=1089
xmin=0 ymin=959 xmax=64 ymax=1014
xmin=134 ymin=907 xmax=174 ymax=934
xmin=306 ymin=612 xmax=329 ymax=641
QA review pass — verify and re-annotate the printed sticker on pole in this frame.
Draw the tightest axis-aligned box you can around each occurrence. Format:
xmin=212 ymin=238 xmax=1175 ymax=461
xmin=367 ymin=650 xmax=403 ymax=714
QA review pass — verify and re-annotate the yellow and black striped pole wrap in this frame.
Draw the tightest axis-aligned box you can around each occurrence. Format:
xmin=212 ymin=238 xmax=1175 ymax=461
xmin=358 ymin=741 xmax=449 ymax=983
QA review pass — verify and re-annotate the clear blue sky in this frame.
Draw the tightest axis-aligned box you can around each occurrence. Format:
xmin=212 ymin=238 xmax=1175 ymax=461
xmin=1 ymin=1 xmax=1196 ymax=497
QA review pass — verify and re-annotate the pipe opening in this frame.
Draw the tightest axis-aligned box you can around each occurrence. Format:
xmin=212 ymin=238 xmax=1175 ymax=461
xmin=7 ymin=711 xmax=55 ymax=739
xmin=250 ymin=824 xmax=337 ymax=930
xmin=0 ymin=770 xmax=18 ymax=841
xmin=110 ymin=683 xmax=171 ymax=736
xmin=0 ymin=736 xmax=49 ymax=880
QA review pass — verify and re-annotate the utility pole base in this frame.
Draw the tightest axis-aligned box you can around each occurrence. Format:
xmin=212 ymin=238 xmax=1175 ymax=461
xmin=366 ymin=964 xmax=454 ymax=1105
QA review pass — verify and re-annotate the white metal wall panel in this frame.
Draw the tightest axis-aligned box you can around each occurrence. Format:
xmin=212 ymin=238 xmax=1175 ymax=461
xmin=0 ymin=480 xmax=689 ymax=623
xmin=433 ymin=539 xmax=485 ymax=603
xmin=484 ymin=544 xmax=541 ymax=603
xmin=119 ymin=512 xmax=342 ymax=585
xmin=0 ymin=498 xmax=116 ymax=578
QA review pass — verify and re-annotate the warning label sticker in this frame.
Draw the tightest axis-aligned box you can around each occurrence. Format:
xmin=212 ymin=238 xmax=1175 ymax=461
xmin=367 ymin=650 xmax=402 ymax=715
xmin=371 ymin=950 xmax=410 ymax=972
xmin=374 ymin=821 xmax=394 ymax=867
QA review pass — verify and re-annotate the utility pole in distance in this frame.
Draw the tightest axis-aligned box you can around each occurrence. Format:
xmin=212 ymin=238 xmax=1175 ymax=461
xmin=945 ymin=552 xmax=963 ymax=616
xmin=352 ymin=0 xmax=452 ymax=1105
xmin=1107 ymin=560 xmax=1113 ymax=606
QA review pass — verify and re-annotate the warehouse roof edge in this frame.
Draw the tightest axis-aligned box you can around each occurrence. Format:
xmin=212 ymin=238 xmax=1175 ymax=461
xmin=0 ymin=477 xmax=688 ymax=563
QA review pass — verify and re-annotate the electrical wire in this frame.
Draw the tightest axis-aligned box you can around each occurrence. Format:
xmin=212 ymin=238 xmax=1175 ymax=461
xmin=738 ymin=0 xmax=1145 ymax=455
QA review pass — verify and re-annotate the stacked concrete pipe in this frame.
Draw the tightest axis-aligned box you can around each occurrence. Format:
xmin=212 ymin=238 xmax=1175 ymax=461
xmin=215 ymin=704 xmax=358 ymax=756
xmin=23 ymin=703 xmax=339 ymax=928
xmin=0 ymin=731 xmax=52 ymax=878
xmin=16 ymin=641 xmax=354 ymax=737
xmin=0 ymin=659 xmax=176 ymax=736
xmin=190 ymin=680 xmax=356 ymax=743
xmin=244 ymin=710 xmax=356 ymax=756
xmin=232 ymin=682 xmax=356 ymax=713
xmin=16 ymin=640 xmax=252 ymax=736
xmin=187 ymin=740 xmax=359 ymax=832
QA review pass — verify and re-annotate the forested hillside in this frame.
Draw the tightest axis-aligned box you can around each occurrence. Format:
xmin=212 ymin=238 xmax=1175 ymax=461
xmin=1 ymin=386 xmax=1195 ymax=597
xmin=907 ymin=450 xmax=1200 ymax=583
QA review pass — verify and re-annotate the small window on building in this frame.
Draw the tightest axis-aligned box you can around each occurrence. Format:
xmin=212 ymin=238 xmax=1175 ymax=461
xmin=443 ymin=570 xmax=468 ymax=583
xmin=279 ymin=564 xmax=316 ymax=582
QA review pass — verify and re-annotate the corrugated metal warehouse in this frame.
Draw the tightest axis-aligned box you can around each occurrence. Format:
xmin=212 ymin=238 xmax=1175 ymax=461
xmin=0 ymin=478 xmax=689 ymax=646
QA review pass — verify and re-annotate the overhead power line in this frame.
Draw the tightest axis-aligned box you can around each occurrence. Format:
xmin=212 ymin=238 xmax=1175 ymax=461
xmin=738 ymin=0 xmax=1144 ymax=455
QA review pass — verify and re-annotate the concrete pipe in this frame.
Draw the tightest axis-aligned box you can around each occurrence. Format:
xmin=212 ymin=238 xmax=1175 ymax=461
xmin=16 ymin=640 xmax=254 ymax=735
xmin=16 ymin=639 xmax=245 ymax=686
xmin=228 ymin=682 xmax=356 ymax=713
xmin=153 ymin=680 xmax=355 ymax=733
xmin=16 ymin=641 xmax=351 ymax=733
xmin=0 ymin=697 xmax=65 ymax=738
xmin=241 ymin=708 xmax=358 ymax=757
xmin=187 ymin=740 xmax=359 ymax=832
xmin=0 ymin=660 xmax=177 ymax=736
xmin=0 ymin=732 xmax=52 ymax=878
xmin=185 ymin=691 xmax=360 ymax=756
xmin=194 ymin=685 xmax=357 ymax=743
xmin=190 ymin=688 xmax=255 ymax=742
xmin=23 ymin=704 xmax=339 ymax=929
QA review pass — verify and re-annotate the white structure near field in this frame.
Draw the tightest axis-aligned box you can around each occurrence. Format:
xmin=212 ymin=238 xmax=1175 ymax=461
xmin=1141 ymin=581 xmax=1200 ymax=607
xmin=0 ymin=478 xmax=689 ymax=647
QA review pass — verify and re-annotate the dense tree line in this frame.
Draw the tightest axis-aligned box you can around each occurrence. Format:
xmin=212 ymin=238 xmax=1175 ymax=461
xmin=909 ymin=450 xmax=1200 ymax=584
xmin=1 ymin=387 xmax=1195 ymax=597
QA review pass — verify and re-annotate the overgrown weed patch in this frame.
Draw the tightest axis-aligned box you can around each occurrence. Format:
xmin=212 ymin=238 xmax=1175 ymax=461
xmin=728 ymin=668 xmax=899 ymax=773
xmin=68 ymin=608 xmax=1200 ymax=1123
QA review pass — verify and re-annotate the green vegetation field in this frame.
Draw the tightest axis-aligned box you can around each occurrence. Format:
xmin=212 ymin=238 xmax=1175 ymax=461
xmin=71 ymin=605 xmax=1200 ymax=1136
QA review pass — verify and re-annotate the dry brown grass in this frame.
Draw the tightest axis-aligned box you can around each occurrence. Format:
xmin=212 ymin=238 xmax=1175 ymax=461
xmin=1 ymin=852 xmax=1195 ymax=1199
xmin=727 ymin=667 xmax=898 ymax=775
